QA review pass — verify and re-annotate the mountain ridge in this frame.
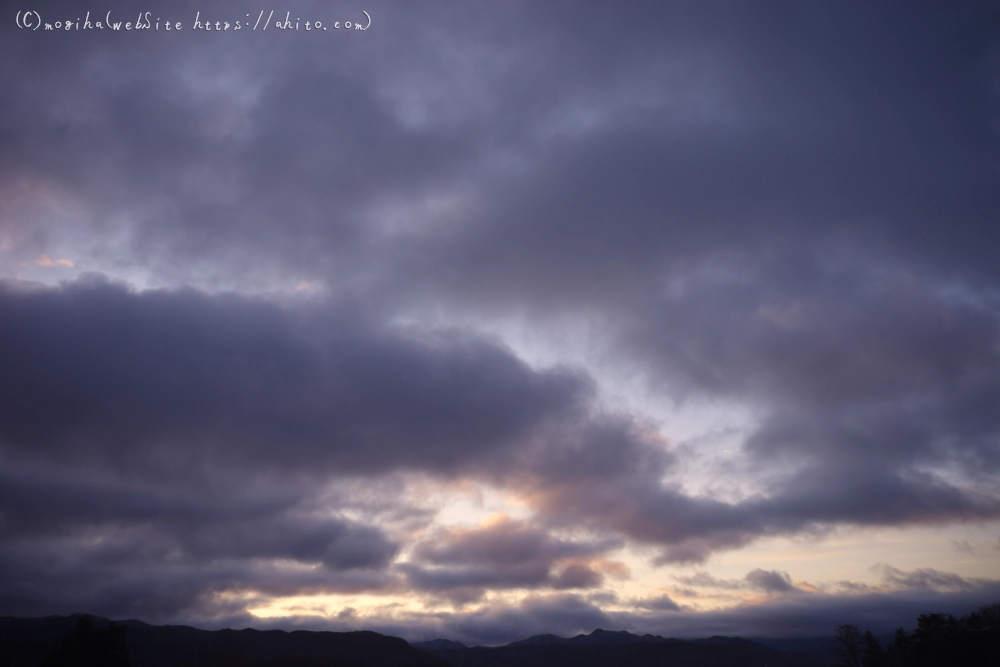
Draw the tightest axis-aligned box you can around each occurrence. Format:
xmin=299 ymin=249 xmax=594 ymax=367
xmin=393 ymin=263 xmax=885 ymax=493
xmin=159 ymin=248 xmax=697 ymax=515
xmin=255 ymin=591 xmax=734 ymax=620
xmin=410 ymin=627 xmax=821 ymax=666
xmin=0 ymin=614 xmax=824 ymax=667
xmin=0 ymin=614 xmax=450 ymax=667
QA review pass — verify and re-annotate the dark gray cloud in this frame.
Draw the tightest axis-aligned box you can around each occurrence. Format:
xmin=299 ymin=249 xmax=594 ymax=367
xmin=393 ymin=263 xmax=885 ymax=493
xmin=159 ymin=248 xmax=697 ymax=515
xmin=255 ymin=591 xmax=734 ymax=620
xmin=0 ymin=457 xmax=403 ymax=621
xmin=2 ymin=0 xmax=999 ymax=636
xmin=672 ymin=568 xmax=797 ymax=594
xmin=633 ymin=594 xmax=682 ymax=612
xmin=0 ymin=275 xmax=593 ymax=478
xmin=873 ymin=564 xmax=994 ymax=594
xmin=0 ymin=531 xmax=402 ymax=624
xmin=744 ymin=569 xmax=796 ymax=594
xmin=0 ymin=275 xmax=652 ymax=618
xmin=400 ymin=517 xmax=625 ymax=601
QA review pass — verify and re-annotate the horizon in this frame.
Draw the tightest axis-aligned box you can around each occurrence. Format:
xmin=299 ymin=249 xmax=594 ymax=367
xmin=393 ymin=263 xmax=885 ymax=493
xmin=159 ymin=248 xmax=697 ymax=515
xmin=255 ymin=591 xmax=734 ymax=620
xmin=0 ymin=612 xmax=920 ymax=645
xmin=2 ymin=0 xmax=999 ymax=649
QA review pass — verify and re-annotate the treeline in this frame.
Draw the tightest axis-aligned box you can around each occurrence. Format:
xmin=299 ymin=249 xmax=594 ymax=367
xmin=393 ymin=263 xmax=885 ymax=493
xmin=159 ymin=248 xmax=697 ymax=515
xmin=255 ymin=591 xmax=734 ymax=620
xmin=40 ymin=615 xmax=131 ymax=667
xmin=834 ymin=602 xmax=1000 ymax=667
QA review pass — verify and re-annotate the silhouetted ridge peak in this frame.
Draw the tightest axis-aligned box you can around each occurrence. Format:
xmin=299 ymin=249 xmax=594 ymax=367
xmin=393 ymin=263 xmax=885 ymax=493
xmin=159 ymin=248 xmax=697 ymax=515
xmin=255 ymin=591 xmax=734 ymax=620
xmin=505 ymin=633 xmax=572 ymax=647
xmin=411 ymin=638 xmax=469 ymax=650
xmin=0 ymin=615 xmax=450 ymax=667
xmin=570 ymin=628 xmax=676 ymax=646
xmin=694 ymin=635 xmax=758 ymax=646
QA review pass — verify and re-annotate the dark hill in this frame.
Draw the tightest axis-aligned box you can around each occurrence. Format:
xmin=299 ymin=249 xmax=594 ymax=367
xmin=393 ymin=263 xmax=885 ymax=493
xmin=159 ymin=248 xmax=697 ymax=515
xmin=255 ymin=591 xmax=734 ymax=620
xmin=410 ymin=639 xmax=468 ymax=651
xmin=417 ymin=629 xmax=820 ymax=667
xmin=0 ymin=615 xmax=451 ymax=667
xmin=501 ymin=633 xmax=571 ymax=648
xmin=501 ymin=629 xmax=683 ymax=649
xmin=567 ymin=628 xmax=681 ymax=646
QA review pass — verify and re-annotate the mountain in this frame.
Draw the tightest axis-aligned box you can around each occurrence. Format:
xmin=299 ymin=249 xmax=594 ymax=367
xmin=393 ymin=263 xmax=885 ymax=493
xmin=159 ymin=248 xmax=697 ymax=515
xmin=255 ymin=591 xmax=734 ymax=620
xmin=693 ymin=635 xmax=768 ymax=648
xmin=503 ymin=629 xmax=685 ymax=649
xmin=417 ymin=628 xmax=822 ymax=667
xmin=502 ymin=633 xmax=571 ymax=648
xmin=0 ymin=614 xmax=451 ymax=667
xmin=749 ymin=635 xmax=839 ymax=664
xmin=1 ymin=616 xmax=824 ymax=667
xmin=410 ymin=639 xmax=468 ymax=651
xmin=566 ymin=628 xmax=680 ymax=646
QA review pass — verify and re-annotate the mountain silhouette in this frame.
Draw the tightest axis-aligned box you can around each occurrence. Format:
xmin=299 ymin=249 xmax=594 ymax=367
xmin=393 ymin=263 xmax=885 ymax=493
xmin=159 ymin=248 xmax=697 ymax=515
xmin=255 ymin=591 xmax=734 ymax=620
xmin=412 ymin=628 xmax=819 ymax=667
xmin=1 ymin=616 xmax=825 ymax=667
xmin=410 ymin=639 xmax=469 ymax=651
xmin=0 ymin=615 xmax=449 ymax=667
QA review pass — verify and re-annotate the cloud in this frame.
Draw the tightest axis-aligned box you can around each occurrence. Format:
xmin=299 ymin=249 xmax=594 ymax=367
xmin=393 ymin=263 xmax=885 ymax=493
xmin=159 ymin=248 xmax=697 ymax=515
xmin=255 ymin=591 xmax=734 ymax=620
xmin=873 ymin=564 xmax=992 ymax=593
xmin=0 ymin=275 xmax=596 ymax=479
xmin=0 ymin=459 xmax=405 ymax=622
xmin=744 ymin=569 xmax=797 ymax=594
xmin=633 ymin=594 xmax=683 ymax=612
xmin=4 ymin=270 xmax=995 ymax=612
xmin=233 ymin=567 xmax=1000 ymax=644
xmin=952 ymin=539 xmax=976 ymax=555
xmin=673 ymin=569 xmax=798 ymax=594
xmin=0 ymin=276 xmax=650 ymax=618
xmin=2 ymin=0 xmax=999 ymax=634
xmin=34 ymin=255 xmax=74 ymax=268
xmin=399 ymin=516 xmax=625 ymax=601
xmin=0 ymin=525 xmax=405 ymax=624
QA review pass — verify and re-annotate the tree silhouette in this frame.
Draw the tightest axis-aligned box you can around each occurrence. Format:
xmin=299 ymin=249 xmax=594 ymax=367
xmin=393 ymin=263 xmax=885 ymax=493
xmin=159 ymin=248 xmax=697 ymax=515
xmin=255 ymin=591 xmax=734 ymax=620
xmin=913 ymin=613 xmax=957 ymax=666
xmin=887 ymin=627 xmax=914 ymax=666
xmin=41 ymin=615 xmax=131 ymax=667
xmin=862 ymin=630 xmax=887 ymax=667
xmin=834 ymin=623 xmax=863 ymax=667
xmin=836 ymin=602 xmax=1000 ymax=667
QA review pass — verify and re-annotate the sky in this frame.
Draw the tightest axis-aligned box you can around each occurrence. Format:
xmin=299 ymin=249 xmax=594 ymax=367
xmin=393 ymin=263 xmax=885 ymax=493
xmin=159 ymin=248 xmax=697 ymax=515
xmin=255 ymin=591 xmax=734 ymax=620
xmin=1 ymin=0 xmax=999 ymax=646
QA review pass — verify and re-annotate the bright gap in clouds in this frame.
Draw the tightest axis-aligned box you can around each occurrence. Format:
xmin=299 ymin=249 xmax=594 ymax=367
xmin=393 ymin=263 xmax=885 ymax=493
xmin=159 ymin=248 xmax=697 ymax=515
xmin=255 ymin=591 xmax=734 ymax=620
xmin=387 ymin=303 xmax=763 ymax=497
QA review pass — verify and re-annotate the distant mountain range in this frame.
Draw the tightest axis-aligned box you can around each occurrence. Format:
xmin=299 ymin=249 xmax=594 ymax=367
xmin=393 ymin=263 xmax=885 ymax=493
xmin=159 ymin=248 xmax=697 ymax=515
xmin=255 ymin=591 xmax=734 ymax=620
xmin=0 ymin=614 xmax=828 ymax=667
xmin=412 ymin=627 xmax=824 ymax=666
xmin=0 ymin=615 xmax=449 ymax=667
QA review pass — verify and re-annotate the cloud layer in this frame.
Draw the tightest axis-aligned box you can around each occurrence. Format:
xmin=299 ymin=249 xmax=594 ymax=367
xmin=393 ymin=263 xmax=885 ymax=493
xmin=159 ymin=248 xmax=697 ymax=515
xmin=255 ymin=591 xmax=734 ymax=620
xmin=2 ymin=0 xmax=999 ymax=642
